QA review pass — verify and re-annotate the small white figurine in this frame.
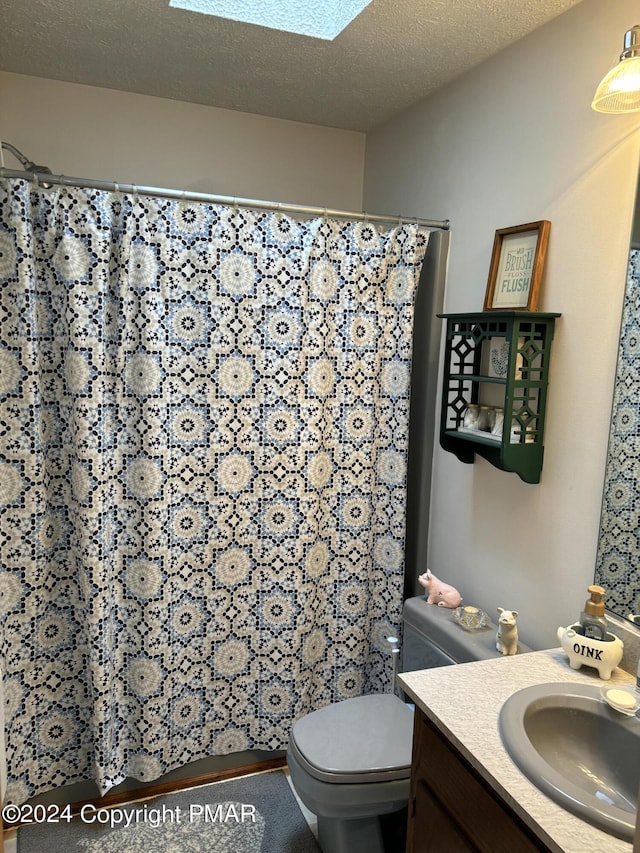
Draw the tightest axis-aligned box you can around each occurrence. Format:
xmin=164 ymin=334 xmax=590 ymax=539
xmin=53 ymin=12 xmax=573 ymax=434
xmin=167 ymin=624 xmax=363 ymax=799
xmin=496 ymin=607 xmax=519 ymax=656
xmin=418 ymin=569 xmax=462 ymax=608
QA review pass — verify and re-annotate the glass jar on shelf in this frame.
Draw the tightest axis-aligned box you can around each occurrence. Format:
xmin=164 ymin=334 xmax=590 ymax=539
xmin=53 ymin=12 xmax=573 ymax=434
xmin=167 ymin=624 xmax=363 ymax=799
xmin=477 ymin=405 xmax=494 ymax=432
xmin=462 ymin=403 xmax=480 ymax=429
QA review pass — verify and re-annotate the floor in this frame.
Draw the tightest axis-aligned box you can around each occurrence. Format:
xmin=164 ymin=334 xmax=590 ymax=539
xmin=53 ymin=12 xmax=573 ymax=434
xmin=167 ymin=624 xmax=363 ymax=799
xmin=1 ymin=768 xmax=318 ymax=852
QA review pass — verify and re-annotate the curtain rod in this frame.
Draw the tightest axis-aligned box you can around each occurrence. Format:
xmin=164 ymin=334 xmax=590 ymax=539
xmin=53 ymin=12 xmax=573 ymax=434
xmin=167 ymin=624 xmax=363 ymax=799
xmin=0 ymin=166 xmax=450 ymax=232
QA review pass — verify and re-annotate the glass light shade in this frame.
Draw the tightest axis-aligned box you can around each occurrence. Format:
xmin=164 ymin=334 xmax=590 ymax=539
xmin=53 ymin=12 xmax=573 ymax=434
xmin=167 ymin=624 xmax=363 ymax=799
xmin=592 ymin=56 xmax=640 ymax=113
xmin=592 ymin=25 xmax=640 ymax=113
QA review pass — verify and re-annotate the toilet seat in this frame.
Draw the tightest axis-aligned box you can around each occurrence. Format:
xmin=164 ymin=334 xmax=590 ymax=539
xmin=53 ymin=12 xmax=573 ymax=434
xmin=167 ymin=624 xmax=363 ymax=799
xmin=290 ymin=694 xmax=414 ymax=784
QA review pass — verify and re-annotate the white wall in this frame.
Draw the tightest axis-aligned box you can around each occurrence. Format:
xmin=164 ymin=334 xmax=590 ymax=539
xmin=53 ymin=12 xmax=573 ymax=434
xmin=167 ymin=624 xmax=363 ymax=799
xmin=0 ymin=72 xmax=365 ymax=210
xmin=364 ymin=0 xmax=640 ymax=650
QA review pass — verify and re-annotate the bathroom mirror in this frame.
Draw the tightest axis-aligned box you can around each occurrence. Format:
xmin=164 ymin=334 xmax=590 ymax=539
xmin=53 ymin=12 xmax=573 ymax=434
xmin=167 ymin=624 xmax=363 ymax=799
xmin=594 ymin=170 xmax=640 ymax=623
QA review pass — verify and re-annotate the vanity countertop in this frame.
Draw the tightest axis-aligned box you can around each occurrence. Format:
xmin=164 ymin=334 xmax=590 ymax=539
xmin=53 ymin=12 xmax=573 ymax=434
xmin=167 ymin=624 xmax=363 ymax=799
xmin=398 ymin=648 xmax=636 ymax=853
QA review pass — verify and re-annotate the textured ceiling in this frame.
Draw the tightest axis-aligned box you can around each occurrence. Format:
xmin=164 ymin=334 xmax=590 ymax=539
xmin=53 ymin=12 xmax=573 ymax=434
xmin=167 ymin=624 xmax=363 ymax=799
xmin=0 ymin=0 xmax=584 ymax=132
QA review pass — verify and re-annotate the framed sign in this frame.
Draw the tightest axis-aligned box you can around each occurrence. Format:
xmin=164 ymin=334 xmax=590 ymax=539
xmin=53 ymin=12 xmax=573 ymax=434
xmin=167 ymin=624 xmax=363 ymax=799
xmin=483 ymin=221 xmax=550 ymax=311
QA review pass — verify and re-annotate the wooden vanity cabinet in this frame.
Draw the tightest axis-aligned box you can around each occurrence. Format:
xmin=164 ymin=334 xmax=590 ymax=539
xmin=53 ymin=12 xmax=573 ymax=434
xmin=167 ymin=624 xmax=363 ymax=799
xmin=406 ymin=706 xmax=552 ymax=853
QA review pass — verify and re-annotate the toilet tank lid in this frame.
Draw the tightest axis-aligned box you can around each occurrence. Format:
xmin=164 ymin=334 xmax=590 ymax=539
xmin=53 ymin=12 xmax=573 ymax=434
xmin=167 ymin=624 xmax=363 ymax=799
xmin=291 ymin=694 xmax=413 ymax=782
xmin=402 ymin=595 xmax=533 ymax=662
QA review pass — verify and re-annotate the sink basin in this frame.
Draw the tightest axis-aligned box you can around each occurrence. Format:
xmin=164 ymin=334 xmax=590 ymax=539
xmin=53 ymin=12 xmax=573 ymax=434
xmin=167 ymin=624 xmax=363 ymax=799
xmin=499 ymin=682 xmax=639 ymax=841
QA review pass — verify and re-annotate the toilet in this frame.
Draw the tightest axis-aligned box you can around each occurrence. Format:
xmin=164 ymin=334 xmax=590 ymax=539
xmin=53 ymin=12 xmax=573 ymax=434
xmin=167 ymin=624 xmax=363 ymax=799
xmin=287 ymin=596 xmax=531 ymax=853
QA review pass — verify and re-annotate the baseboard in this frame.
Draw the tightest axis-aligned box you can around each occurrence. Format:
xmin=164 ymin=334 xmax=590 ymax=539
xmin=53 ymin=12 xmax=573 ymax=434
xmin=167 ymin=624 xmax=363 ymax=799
xmin=3 ymin=756 xmax=288 ymax=833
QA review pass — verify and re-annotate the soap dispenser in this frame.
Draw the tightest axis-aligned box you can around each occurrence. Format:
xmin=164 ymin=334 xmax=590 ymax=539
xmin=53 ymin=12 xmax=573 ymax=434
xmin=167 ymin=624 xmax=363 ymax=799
xmin=579 ymin=585 xmax=608 ymax=641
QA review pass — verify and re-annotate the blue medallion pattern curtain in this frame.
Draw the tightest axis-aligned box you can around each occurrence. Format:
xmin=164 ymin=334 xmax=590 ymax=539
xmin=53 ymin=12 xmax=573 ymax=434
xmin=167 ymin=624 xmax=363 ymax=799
xmin=0 ymin=178 xmax=429 ymax=804
xmin=595 ymin=247 xmax=640 ymax=615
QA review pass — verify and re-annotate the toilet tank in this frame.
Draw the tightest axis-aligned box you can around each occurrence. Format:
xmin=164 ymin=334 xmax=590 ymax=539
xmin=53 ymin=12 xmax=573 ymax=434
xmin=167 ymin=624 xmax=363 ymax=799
xmin=401 ymin=596 xmax=532 ymax=672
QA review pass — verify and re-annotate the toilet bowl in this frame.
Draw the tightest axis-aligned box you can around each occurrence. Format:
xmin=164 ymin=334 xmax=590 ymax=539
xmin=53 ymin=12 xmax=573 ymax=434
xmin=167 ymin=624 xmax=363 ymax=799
xmin=287 ymin=595 xmax=532 ymax=853
xmin=287 ymin=693 xmax=412 ymax=853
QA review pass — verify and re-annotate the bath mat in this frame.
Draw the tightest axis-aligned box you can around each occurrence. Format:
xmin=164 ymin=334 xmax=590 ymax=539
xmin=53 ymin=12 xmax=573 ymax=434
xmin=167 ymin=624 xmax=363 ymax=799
xmin=17 ymin=769 xmax=320 ymax=852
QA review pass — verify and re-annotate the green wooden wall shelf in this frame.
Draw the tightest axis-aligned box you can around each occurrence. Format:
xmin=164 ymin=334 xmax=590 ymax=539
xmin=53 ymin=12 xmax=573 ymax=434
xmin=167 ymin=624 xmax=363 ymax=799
xmin=437 ymin=311 xmax=561 ymax=484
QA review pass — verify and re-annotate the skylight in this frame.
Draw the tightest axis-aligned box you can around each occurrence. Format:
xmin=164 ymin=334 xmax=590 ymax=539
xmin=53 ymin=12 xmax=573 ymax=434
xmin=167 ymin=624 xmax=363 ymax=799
xmin=168 ymin=0 xmax=372 ymax=40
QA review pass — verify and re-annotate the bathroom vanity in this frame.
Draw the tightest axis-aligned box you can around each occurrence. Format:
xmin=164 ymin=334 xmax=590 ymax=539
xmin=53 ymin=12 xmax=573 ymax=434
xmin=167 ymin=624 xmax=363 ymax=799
xmin=407 ymin=704 xmax=546 ymax=851
xmin=399 ymin=649 xmax=635 ymax=853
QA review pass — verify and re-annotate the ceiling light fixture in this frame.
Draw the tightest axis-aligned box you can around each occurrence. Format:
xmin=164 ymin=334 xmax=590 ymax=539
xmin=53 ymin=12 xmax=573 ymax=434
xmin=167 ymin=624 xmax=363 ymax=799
xmin=592 ymin=25 xmax=640 ymax=113
xmin=169 ymin=0 xmax=372 ymax=40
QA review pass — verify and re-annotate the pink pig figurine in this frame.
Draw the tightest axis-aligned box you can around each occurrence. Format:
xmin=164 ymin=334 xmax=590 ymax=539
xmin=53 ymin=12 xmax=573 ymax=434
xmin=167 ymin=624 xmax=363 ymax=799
xmin=418 ymin=569 xmax=462 ymax=608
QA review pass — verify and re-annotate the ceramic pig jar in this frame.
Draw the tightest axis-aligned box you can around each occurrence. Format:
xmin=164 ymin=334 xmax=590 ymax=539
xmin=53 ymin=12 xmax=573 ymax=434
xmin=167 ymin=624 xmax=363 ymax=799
xmin=556 ymin=625 xmax=623 ymax=680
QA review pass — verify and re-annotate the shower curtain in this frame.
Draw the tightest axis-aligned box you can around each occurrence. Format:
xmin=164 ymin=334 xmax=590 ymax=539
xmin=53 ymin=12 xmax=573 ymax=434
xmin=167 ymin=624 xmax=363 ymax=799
xmin=0 ymin=178 xmax=429 ymax=804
